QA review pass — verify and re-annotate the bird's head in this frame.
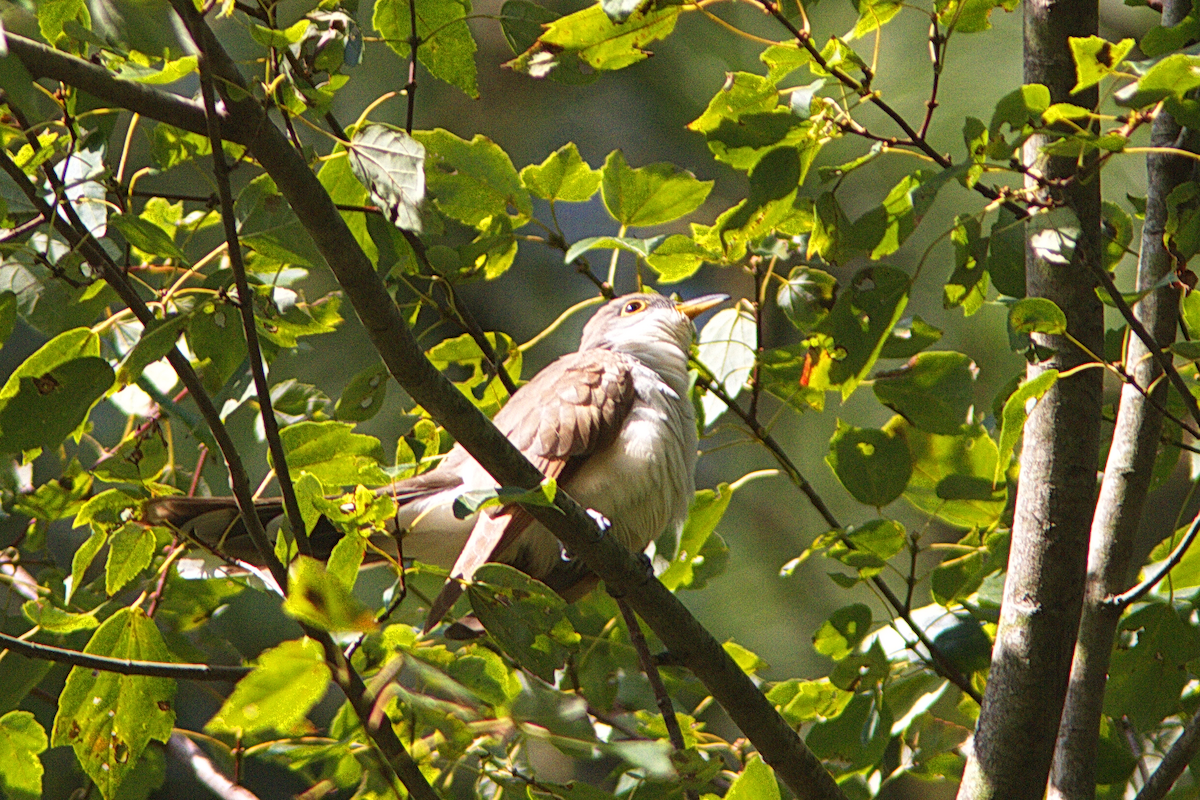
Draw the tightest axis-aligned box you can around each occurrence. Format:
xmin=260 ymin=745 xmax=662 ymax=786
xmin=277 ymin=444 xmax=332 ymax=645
xmin=579 ymin=293 xmax=728 ymax=379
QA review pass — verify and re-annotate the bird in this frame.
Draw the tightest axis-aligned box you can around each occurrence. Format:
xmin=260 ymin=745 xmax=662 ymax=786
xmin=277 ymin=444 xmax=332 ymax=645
xmin=145 ymin=292 xmax=727 ymax=629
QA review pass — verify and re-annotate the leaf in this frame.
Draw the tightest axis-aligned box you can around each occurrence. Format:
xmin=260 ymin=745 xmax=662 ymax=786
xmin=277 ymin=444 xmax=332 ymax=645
xmin=0 ymin=711 xmax=47 ymax=800
xmin=373 ymin=0 xmax=478 ymax=97
xmin=880 ymin=316 xmax=943 ymax=359
xmin=718 ymin=146 xmax=804 ymax=232
xmin=1070 ymin=36 xmax=1134 ymax=92
xmin=520 ymin=142 xmax=602 ymax=202
xmin=1028 ymin=207 xmax=1080 ymax=266
xmin=0 ymin=357 xmax=114 ymax=456
xmin=600 ymin=150 xmax=712 ymax=227
xmin=873 ymin=352 xmax=977 ymax=434
xmin=987 ymin=207 xmax=1026 ymax=298
xmin=108 ymin=214 xmax=188 ymax=262
xmin=806 ymin=689 xmax=893 ymax=769
xmin=415 ymin=129 xmax=531 ymax=226
xmin=207 ymin=638 xmax=331 ymax=736
xmin=659 ymin=483 xmax=734 ymax=591
xmin=812 ymin=265 xmax=912 ymax=398
xmin=279 ymin=420 xmax=389 ymax=488
xmin=726 ymin=755 xmax=780 ymax=800
xmin=767 ymin=677 xmax=853 ymax=726
xmin=468 ymin=564 xmax=580 ymax=682
xmin=450 ymin=479 xmax=558 ymax=519
xmin=51 ymin=608 xmax=176 ymax=800
xmin=777 ymin=266 xmax=838 ymax=333
xmin=509 ymin=4 xmax=680 ymax=74
xmin=563 ymin=235 xmax=667 ymax=264
xmin=990 ymin=83 xmax=1052 ymax=135
xmin=115 ymin=314 xmax=190 ymax=387
xmin=1009 ymin=297 xmax=1067 ymax=335
xmin=689 ymin=72 xmax=779 ymax=134
xmin=347 ymin=124 xmax=426 ymax=233
xmin=334 ymin=364 xmax=389 ymax=422
xmin=0 ymin=291 xmax=16 ymax=349
xmin=813 ymin=604 xmax=872 ymax=660
xmin=826 ymin=420 xmax=912 ymax=507
xmin=1105 ymin=604 xmax=1200 ymax=730
xmin=283 ymin=556 xmax=379 ymax=633
xmin=845 ymin=169 xmax=949 ymax=260
xmin=1115 ymin=53 xmax=1200 ymax=109
xmin=696 ymin=304 xmax=757 ymax=427
xmin=105 ymin=522 xmax=158 ymax=596
xmin=643 ymin=234 xmax=715 ymax=283
xmin=996 ymin=370 xmax=1059 ymax=482
xmin=826 ymin=518 xmax=907 ymax=578
xmin=850 ymin=0 xmax=903 ymax=39
xmin=943 ymin=214 xmax=990 ymax=315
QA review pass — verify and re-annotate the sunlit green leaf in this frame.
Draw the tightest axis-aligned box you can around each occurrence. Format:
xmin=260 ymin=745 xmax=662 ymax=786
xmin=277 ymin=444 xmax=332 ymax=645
xmin=520 ymin=143 xmax=601 ymax=202
xmin=374 ymin=0 xmax=478 ymax=97
xmin=873 ymin=351 xmax=977 ymax=434
xmin=283 ymin=556 xmax=379 ymax=633
xmin=826 ymin=420 xmax=912 ymax=507
xmin=207 ymin=638 xmax=331 ymax=736
xmin=51 ymin=608 xmax=175 ymax=800
xmin=996 ymin=369 xmax=1058 ymax=482
xmin=0 ymin=710 xmax=47 ymax=800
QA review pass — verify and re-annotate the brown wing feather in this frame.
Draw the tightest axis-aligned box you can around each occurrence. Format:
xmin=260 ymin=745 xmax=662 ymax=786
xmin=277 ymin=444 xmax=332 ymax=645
xmin=424 ymin=350 xmax=636 ymax=629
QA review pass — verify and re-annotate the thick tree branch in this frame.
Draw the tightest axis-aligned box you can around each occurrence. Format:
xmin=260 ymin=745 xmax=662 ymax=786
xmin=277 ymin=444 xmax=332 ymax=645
xmin=958 ymin=0 xmax=1103 ymax=796
xmin=1049 ymin=0 xmax=1194 ymax=784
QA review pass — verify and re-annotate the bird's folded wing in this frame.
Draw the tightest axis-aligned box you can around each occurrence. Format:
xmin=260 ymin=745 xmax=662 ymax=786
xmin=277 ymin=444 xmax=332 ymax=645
xmin=425 ymin=350 xmax=636 ymax=629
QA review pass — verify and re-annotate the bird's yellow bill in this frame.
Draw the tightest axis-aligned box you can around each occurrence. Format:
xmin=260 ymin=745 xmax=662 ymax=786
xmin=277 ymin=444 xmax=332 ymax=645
xmin=676 ymin=294 xmax=729 ymax=319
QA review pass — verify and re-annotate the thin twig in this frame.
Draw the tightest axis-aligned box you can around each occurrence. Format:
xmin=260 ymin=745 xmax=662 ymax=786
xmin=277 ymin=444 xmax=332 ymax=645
xmin=199 ymin=55 xmax=310 ymax=557
xmin=0 ymin=630 xmax=250 ymax=681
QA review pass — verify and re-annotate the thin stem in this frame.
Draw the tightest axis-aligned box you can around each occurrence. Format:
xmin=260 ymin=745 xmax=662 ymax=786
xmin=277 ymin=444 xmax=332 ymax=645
xmin=0 ymin=629 xmax=250 ymax=681
xmin=199 ymin=55 xmax=310 ymax=557
xmin=1112 ymin=506 xmax=1200 ymax=608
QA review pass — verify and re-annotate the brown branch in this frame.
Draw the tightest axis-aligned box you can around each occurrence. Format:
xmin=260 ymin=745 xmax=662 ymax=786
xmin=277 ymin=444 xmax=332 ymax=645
xmin=0 ymin=630 xmax=250 ymax=681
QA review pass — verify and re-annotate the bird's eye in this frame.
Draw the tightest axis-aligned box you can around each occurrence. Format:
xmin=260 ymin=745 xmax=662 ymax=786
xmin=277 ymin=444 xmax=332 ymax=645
xmin=621 ymin=300 xmax=646 ymax=315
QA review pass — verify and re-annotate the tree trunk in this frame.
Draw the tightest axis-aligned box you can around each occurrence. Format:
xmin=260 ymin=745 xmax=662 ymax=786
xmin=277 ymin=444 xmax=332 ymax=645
xmin=1047 ymin=0 xmax=1193 ymax=789
xmin=957 ymin=0 xmax=1102 ymax=796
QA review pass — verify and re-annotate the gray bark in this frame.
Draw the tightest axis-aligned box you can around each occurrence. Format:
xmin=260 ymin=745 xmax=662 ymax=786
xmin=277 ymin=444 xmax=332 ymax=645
xmin=1047 ymin=1 xmax=1192 ymax=789
xmin=957 ymin=0 xmax=1103 ymax=796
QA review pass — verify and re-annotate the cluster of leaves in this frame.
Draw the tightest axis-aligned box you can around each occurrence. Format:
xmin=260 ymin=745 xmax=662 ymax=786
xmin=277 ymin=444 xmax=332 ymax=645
xmin=3 ymin=0 xmax=1200 ymax=795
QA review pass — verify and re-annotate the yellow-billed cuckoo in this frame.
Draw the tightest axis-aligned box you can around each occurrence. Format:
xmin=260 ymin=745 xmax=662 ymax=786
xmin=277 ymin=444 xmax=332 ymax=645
xmin=146 ymin=292 xmax=727 ymax=629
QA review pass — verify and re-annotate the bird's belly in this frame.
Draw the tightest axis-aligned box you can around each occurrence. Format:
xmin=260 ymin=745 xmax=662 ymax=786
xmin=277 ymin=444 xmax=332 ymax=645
xmin=510 ymin=392 xmax=697 ymax=578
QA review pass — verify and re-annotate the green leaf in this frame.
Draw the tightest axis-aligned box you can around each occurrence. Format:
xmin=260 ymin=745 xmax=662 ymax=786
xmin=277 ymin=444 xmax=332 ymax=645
xmin=468 ymin=564 xmax=580 ymax=682
xmin=1070 ymin=37 xmax=1134 ymax=92
xmin=846 ymin=170 xmax=949 ymax=260
xmin=812 ymin=265 xmax=911 ymax=398
xmin=0 ymin=291 xmax=17 ymax=349
xmin=987 ymin=207 xmax=1026 ymax=298
xmin=0 ymin=357 xmax=114 ymax=456
xmin=600 ymin=150 xmax=712 ymax=227
xmin=767 ymin=677 xmax=853 ymax=726
xmin=901 ymin=422 xmax=1006 ymax=528
xmin=207 ymin=638 xmax=331 ymax=736
xmin=717 ymin=146 xmax=804 ymax=232
xmin=22 ymin=601 xmax=99 ymax=634
xmin=186 ymin=296 xmax=246 ymax=392
xmin=51 ymin=608 xmax=176 ymax=800
xmin=0 ymin=711 xmax=47 ymax=800
xmin=116 ymin=314 xmax=190 ymax=387
xmin=1141 ymin=9 xmax=1200 ymax=57
xmin=826 ymin=518 xmax=907 ymax=578
xmin=936 ymin=0 xmax=1010 ymax=32
xmin=347 ymin=124 xmax=426 ymax=233
xmin=813 ymin=604 xmax=872 ymax=660
xmin=944 ymin=214 xmax=990 ymax=315
xmin=279 ymin=420 xmax=389 ymax=488
xmin=283 ymin=556 xmax=379 ymax=633
xmin=826 ymin=420 xmax=912 ymax=507
xmin=697 ymin=304 xmax=757 ymax=427
xmin=109 ymin=213 xmax=187 ymax=263
xmin=104 ymin=522 xmax=157 ymax=596
xmin=69 ymin=529 xmax=106 ymax=603
xmin=373 ymin=0 xmax=479 ymax=97
xmin=249 ymin=18 xmax=311 ymax=48
xmin=806 ymin=689 xmax=892 ymax=769
xmin=563 ymin=235 xmax=666 ymax=264
xmin=880 ymin=316 xmax=943 ymax=359
xmin=643 ymin=234 xmax=714 ymax=283
xmin=777 ymin=266 xmax=838 ymax=333
xmin=1010 ymin=297 xmax=1067 ymax=335
xmin=334 ymin=364 xmax=389 ymax=422
xmin=660 ymin=483 xmax=734 ymax=591
xmin=689 ymin=72 xmax=779 ymax=134
xmin=450 ymin=478 xmax=558 ymax=519
xmin=37 ymin=0 xmax=90 ymax=45
xmin=990 ymin=83 xmax=1051 ymax=135
xmin=726 ymin=755 xmax=780 ymax=800
xmin=237 ymin=175 xmax=324 ymax=268
xmin=873 ymin=352 xmax=977 ymax=434
xmin=1116 ymin=53 xmax=1200 ymax=109
xmin=850 ymin=0 xmax=903 ymax=38
xmin=1105 ymin=604 xmax=1200 ymax=730
xmin=415 ymin=129 xmax=531 ymax=226
xmin=520 ymin=143 xmax=601 ymax=202
xmin=996 ymin=370 xmax=1058 ymax=482
xmin=510 ymin=4 xmax=680 ymax=73
xmin=760 ymin=43 xmax=811 ymax=82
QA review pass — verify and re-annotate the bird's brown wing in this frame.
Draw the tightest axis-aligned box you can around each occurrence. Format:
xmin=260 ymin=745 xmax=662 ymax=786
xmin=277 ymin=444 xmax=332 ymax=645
xmin=424 ymin=350 xmax=636 ymax=630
